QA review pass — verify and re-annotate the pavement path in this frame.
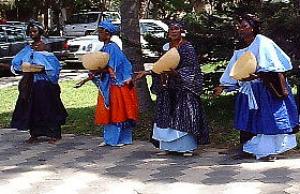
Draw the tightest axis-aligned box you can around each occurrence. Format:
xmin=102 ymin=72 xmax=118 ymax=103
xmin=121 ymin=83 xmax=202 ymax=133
xmin=0 ymin=128 xmax=300 ymax=194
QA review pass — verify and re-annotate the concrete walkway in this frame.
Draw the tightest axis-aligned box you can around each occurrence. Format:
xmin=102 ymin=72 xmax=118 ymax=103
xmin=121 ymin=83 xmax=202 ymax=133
xmin=1 ymin=128 xmax=300 ymax=194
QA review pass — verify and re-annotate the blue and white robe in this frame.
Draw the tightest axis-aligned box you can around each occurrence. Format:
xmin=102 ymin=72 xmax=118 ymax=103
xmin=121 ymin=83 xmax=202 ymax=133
xmin=220 ymin=34 xmax=299 ymax=159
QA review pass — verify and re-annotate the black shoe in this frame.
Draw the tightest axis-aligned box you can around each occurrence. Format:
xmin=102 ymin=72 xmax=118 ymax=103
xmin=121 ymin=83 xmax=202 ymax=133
xmin=25 ymin=137 xmax=38 ymax=144
xmin=259 ymin=155 xmax=277 ymax=162
xmin=231 ymin=151 xmax=253 ymax=160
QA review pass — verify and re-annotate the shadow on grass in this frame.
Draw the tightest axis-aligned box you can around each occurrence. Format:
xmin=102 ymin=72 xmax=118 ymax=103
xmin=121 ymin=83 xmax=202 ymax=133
xmin=202 ymin=94 xmax=239 ymax=147
xmin=0 ymin=111 xmax=12 ymax=128
xmin=0 ymin=105 xmax=155 ymax=141
xmin=0 ymin=106 xmax=101 ymax=135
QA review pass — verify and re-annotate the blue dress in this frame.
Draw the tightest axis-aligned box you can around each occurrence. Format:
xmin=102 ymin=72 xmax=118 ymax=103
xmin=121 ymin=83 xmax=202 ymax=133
xmin=11 ymin=45 xmax=67 ymax=138
xmin=220 ymin=34 xmax=299 ymax=159
xmin=91 ymin=41 xmax=136 ymax=146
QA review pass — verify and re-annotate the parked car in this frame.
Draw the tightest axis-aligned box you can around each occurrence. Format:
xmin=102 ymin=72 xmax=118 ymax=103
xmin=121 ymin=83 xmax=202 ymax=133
xmin=0 ymin=25 xmax=28 ymax=62
xmin=62 ymin=19 xmax=168 ymax=66
xmin=62 ymin=34 xmax=122 ymax=65
xmin=62 ymin=11 xmax=120 ymax=39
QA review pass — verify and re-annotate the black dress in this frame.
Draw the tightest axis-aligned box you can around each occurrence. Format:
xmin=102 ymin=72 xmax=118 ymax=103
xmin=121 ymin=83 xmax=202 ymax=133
xmin=10 ymin=44 xmax=67 ymax=139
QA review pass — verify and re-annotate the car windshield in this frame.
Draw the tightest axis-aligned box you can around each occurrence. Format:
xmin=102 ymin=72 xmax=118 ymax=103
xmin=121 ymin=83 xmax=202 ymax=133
xmin=0 ymin=26 xmax=26 ymax=43
xmin=67 ymin=13 xmax=100 ymax=24
xmin=88 ymin=21 xmax=166 ymax=36
xmin=140 ymin=22 xmax=165 ymax=34
xmin=103 ymin=13 xmax=120 ymax=22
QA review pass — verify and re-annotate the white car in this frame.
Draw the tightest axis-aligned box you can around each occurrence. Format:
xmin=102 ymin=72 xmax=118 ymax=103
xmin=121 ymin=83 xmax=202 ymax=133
xmin=62 ymin=11 xmax=120 ymax=38
xmin=62 ymin=19 xmax=168 ymax=65
xmin=63 ymin=34 xmax=122 ymax=65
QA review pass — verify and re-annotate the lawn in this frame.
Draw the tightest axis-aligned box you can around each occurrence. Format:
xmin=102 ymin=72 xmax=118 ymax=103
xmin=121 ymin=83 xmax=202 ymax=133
xmin=0 ymin=80 xmax=156 ymax=140
xmin=0 ymin=80 xmax=100 ymax=134
xmin=0 ymin=79 xmax=299 ymax=147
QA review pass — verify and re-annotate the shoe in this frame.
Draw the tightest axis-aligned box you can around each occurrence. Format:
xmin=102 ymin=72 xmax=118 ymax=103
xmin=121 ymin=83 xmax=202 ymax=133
xmin=25 ymin=137 xmax=38 ymax=144
xmin=259 ymin=155 xmax=277 ymax=162
xmin=115 ymin=144 xmax=125 ymax=147
xmin=98 ymin=142 xmax=107 ymax=147
xmin=231 ymin=151 xmax=253 ymax=160
xmin=183 ymin=152 xmax=193 ymax=157
xmin=156 ymin=151 xmax=169 ymax=156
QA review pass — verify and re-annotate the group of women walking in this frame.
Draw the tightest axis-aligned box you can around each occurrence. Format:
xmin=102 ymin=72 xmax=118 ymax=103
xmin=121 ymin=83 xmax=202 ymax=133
xmin=10 ymin=14 xmax=299 ymax=161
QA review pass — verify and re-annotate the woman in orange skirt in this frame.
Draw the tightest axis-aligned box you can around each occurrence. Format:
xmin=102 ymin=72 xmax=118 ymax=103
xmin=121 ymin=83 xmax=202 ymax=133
xmin=76 ymin=20 xmax=138 ymax=147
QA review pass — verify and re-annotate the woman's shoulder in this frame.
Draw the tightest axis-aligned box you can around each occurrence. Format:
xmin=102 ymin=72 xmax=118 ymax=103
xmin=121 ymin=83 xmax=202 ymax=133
xmin=103 ymin=41 xmax=122 ymax=52
xmin=181 ymin=41 xmax=193 ymax=47
xmin=179 ymin=41 xmax=195 ymax=52
xmin=108 ymin=41 xmax=121 ymax=48
xmin=234 ymin=34 xmax=273 ymax=52
xmin=254 ymin=34 xmax=274 ymax=44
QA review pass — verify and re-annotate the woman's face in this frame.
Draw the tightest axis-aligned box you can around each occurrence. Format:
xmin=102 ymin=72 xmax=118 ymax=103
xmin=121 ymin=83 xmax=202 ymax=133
xmin=98 ymin=28 xmax=111 ymax=42
xmin=168 ymin=25 xmax=182 ymax=41
xmin=29 ymin=26 xmax=40 ymax=39
xmin=237 ymin=20 xmax=254 ymax=40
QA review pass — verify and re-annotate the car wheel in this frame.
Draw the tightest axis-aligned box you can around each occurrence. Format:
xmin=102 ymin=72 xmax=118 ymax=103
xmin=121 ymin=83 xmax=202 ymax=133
xmin=85 ymin=31 xmax=91 ymax=36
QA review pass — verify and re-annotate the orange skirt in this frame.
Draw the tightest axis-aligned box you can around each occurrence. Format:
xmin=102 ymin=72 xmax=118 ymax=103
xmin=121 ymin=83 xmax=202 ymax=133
xmin=95 ymin=85 xmax=138 ymax=125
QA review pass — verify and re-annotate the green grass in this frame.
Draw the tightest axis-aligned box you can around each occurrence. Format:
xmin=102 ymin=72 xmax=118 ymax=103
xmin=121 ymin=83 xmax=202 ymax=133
xmin=59 ymin=81 xmax=101 ymax=135
xmin=202 ymin=94 xmax=239 ymax=147
xmin=0 ymin=80 xmax=239 ymax=145
xmin=201 ymin=61 xmax=227 ymax=74
xmin=0 ymin=79 xmax=299 ymax=147
xmin=0 ymin=80 xmax=101 ymax=135
xmin=0 ymin=80 xmax=155 ymax=140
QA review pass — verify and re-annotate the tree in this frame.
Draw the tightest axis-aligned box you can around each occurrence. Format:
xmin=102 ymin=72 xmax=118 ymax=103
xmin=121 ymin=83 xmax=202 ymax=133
xmin=120 ymin=0 xmax=153 ymax=112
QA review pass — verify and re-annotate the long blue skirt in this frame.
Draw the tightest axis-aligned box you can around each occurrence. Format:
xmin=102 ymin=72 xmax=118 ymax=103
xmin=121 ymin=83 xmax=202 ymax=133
xmin=235 ymin=81 xmax=299 ymax=135
xmin=243 ymin=134 xmax=297 ymax=159
xmin=235 ymin=81 xmax=298 ymax=158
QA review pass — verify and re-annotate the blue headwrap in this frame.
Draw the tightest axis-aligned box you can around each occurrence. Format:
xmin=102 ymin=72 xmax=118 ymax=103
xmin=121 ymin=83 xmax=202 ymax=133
xmin=98 ymin=20 xmax=117 ymax=35
xmin=168 ymin=20 xmax=184 ymax=29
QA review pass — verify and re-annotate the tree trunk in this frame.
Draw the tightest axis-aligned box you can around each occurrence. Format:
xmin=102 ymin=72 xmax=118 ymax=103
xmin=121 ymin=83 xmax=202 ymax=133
xmin=298 ymin=0 xmax=300 ymax=9
xmin=120 ymin=0 xmax=153 ymax=112
xmin=139 ymin=0 xmax=149 ymax=18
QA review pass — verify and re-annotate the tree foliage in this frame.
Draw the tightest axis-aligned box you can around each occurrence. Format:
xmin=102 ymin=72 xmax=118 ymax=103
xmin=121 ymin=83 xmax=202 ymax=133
xmin=146 ymin=0 xmax=300 ymax=67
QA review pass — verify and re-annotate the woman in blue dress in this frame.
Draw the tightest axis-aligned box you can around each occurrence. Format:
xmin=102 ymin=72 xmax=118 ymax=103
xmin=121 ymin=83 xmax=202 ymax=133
xmin=75 ymin=20 xmax=138 ymax=147
xmin=10 ymin=20 xmax=67 ymax=144
xmin=214 ymin=14 xmax=299 ymax=160
xmin=136 ymin=21 xmax=209 ymax=156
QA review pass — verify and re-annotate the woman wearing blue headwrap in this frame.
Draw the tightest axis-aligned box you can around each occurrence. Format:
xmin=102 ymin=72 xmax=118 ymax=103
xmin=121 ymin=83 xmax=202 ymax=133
xmin=10 ymin=20 xmax=67 ymax=144
xmin=214 ymin=14 xmax=299 ymax=160
xmin=75 ymin=20 xmax=138 ymax=147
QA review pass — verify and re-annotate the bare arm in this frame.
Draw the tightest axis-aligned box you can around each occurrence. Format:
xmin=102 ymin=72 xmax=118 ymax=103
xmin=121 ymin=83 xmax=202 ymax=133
xmin=74 ymin=77 xmax=91 ymax=88
xmin=213 ymin=85 xmax=224 ymax=96
xmin=133 ymin=70 xmax=152 ymax=81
